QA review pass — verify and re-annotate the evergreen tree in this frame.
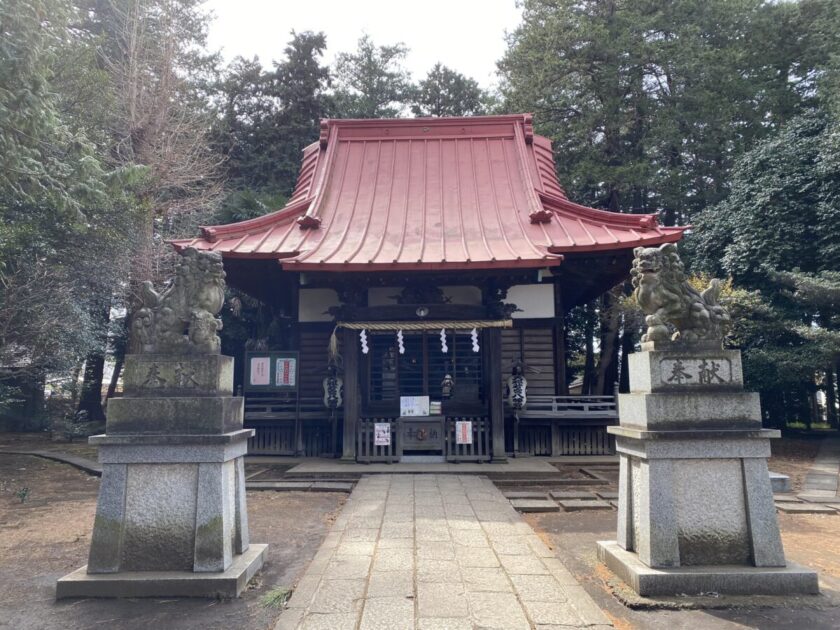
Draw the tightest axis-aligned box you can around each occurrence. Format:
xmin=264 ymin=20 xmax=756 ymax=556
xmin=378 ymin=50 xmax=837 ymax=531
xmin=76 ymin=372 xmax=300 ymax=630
xmin=214 ymin=31 xmax=331 ymax=199
xmin=333 ymin=34 xmax=412 ymax=118
xmin=411 ymin=64 xmax=486 ymax=117
xmin=693 ymin=111 xmax=840 ymax=425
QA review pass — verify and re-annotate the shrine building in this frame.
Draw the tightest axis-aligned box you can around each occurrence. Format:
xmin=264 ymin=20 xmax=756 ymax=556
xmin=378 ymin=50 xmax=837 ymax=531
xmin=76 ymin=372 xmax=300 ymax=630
xmin=174 ymin=114 xmax=685 ymax=463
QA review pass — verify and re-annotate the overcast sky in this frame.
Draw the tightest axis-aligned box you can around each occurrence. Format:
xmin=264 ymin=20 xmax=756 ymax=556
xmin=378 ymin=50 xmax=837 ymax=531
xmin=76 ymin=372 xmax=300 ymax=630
xmin=205 ymin=0 xmax=523 ymax=89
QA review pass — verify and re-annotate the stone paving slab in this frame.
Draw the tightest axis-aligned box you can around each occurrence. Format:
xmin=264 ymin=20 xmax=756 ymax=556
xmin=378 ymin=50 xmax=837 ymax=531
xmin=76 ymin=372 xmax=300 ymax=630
xmin=550 ymin=490 xmax=597 ymax=500
xmin=274 ymin=474 xmax=612 ymax=629
xmin=772 ymin=494 xmax=803 ymax=503
xmin=509 ymin=499 xmax=560 ymax=513
xmin=595 ymin=491 xmax=618 ymax=500
xmin=503 ymin=491 xmax=549 ymax=500
xmin=775 ymin=503 xmax=839 ymax=514
xmin=798 ymin=494 xmax=840 ymax=504
xmin=558 ymin=499 xmax=613 ymax=511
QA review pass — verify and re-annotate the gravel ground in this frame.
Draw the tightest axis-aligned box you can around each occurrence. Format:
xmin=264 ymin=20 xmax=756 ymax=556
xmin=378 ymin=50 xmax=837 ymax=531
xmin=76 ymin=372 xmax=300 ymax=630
xmin=0 ymin=453 xmax=346 ymax=630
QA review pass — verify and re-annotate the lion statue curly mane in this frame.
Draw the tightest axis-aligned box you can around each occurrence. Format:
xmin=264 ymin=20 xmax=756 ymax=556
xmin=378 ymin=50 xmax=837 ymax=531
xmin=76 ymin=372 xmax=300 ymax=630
xmin=631 ymin=243 xmax=729 ymax=345
xmin=129 ymin=248 xmax=225 ymax=354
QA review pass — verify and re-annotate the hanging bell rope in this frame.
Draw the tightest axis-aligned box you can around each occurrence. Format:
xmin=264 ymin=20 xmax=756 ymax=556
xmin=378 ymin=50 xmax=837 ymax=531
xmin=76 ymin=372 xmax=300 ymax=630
xmin=327 ymin=319 xmax=512 ymax=363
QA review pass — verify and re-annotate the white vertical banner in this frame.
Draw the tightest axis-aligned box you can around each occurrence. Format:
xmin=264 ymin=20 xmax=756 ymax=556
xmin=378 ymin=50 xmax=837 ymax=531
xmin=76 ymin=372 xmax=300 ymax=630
xmin=249 ymin=357 xmax=270 ymax=385
xmin=374 ymin=423 xmax=391 ymax=446
xmin=455 ymin=420 xmax=473 ymax=445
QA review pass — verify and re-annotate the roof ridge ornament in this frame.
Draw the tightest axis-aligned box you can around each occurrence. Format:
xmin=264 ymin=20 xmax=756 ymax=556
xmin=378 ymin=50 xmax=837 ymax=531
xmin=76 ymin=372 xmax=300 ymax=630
xmin=529 ymin=208 xmax=553 ymax=223
xmin=319 ymin=120 xmax=330 ymax=149
xmin=523 ymin=114 xmax=534 ymax=144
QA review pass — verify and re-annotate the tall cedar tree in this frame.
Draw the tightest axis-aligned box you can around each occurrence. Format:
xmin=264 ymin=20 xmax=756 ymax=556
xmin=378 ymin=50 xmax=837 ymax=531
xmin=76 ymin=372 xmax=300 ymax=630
xmin=215 ymin=32 xmax=332 ymax=199
xmin=333 ymin=34 xmax=412 ymax=118
xmin=411 ymin=64 xmax=486 ymax=117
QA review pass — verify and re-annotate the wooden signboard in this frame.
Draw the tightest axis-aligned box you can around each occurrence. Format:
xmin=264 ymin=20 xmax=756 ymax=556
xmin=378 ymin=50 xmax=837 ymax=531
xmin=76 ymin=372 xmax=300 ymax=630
xmin=244 ymin=351 xmax=299 ymax=392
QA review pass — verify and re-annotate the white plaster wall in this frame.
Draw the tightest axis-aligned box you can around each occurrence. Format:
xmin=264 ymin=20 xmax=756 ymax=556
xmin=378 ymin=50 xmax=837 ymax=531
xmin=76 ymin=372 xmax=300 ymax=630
xmin=444 ymin=286 xmax=482 ymax=305
xmin=298 ymin=288 xmax=340 ymax=322
xmin=367 ymin=287 xmax=400 ymax=306
xmin=507 ymin=284 xmax=555 ymax=319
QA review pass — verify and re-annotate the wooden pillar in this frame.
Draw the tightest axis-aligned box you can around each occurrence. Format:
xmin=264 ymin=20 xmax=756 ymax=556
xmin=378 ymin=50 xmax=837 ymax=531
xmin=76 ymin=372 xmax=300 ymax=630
xmin=486 ymin=327 xmax=507 ymax=462
xmin=553 ymin=281 xmax=569 ymax=396
xmin=341 ymin=327 xmax=359 ymax=461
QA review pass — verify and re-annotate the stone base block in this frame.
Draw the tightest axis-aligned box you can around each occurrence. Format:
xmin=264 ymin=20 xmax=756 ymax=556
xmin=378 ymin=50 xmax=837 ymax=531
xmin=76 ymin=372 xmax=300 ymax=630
xmin=618 ymin=391 xmax=761 ymax=429
xmin=123 ymin=354 xmax=234 ymax=398
xmin=629 ymin=347 xmax=744 ymax=393
xmin=56 ymin=544 xmax=267 ymax=599
xmin=106 ymin=396 xmax=243 ymax=434
xmin=597 ymin=541 xmax=818 ymax=596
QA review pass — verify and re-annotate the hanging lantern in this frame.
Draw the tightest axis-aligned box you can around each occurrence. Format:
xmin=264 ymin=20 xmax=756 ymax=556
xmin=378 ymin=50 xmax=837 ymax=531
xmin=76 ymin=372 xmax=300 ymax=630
xmin=441 ymin=373 xmax=455 ymax=399
xmin=322 ymin=365 xmax=343 ymax=410
xmin=440 ymin=328 xmax=448 ymax=353
xmin=397 ymin=329 xmax=405 ymax=354
xmin=470 ymin=327 xmax=480 ymax=352
xmin=360 ymin=329 xmax=369 ymax=354
xmin=506 ymin=363 xmax=528 ymax=411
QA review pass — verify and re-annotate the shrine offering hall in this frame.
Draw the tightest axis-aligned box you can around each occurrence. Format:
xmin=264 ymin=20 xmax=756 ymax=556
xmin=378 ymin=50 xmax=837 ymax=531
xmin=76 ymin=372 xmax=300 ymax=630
xmin=175 ymin=114 xmax=684 ymax=463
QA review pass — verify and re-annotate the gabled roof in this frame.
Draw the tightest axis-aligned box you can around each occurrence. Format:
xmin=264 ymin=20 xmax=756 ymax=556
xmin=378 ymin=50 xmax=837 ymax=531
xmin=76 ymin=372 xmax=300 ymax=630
xmin=174 ymin=114 xmax=685 ymax=271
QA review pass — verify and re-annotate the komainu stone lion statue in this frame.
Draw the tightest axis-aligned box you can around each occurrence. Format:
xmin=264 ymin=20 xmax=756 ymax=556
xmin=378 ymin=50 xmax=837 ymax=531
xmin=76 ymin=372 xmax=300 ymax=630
xmin=129 ymin=248 xmax=225 ymax=354
xmin=631 ymin=243 xmax=730 ymax=344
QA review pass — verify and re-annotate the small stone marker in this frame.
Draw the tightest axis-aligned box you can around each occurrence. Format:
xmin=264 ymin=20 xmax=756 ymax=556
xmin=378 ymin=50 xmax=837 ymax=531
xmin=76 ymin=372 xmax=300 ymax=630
xmin=510 ymin=499 xmax=560 ymax=513
xmin=769 ymin=472 xmax=791 ymax=493
xmin=503 ymin=491 xmax=549 ymax=500
xmin=550 ymin=490 xmax=596 ymax=500
xmin=776 ymin=503 xmax=838 ymax=514
xmin=559 ymin=499 xmax=612 ymax=511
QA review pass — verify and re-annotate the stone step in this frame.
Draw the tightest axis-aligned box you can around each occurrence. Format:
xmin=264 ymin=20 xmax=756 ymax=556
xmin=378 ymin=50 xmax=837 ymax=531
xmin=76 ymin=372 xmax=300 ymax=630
xmin=492 ymin=477 xmax=603 ymax=487
xmin=550 ymin=490 xmax=598 ymax=500
xmin=775 ymin=503 xmax=838 ymax=514
xmin=246 ymin=481 xmax=354 ymax=493
xmin=772 ymin=494 xmax=803 ymax=503
xmin=558 ymin=499 xmax=613 ymax=511
xmin=502 ymin=491 xmax=548 ymax=500
xmin=595 ymin=491 xmax=619 ymax=500
xmin=797 ymin=494 xmax=840 ymax=504
xmin=509 ymin=499 xmax=559 ymax=513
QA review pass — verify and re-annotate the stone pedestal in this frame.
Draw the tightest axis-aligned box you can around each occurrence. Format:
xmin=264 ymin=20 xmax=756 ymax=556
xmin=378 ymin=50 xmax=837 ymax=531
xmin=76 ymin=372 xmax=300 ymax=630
xmin=57 ymin=355 xmax=266 ymax=599
xmin=597 ymin=343 xmax=818 ymax=596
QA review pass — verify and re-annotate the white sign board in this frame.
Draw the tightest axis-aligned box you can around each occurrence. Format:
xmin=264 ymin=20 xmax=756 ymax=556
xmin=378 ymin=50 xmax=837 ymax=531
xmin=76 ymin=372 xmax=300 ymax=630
xmin=374 ymin=423 xmax=391 ymax=446
xmin=455 ymin=420 xmax=473 ymax=445
xmin=400 ymin=395 xmax=430 ymax=417
xmin=275 ymin=357 xmax=297 ymax=387
xmin=249 ymin=357 xmax=270 ymax=386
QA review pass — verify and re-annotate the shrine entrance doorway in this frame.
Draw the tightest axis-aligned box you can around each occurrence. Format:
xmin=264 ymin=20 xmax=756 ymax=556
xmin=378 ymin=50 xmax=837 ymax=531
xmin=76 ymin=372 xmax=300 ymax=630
xmin=344 ymin=321 xmax=500 ymax=464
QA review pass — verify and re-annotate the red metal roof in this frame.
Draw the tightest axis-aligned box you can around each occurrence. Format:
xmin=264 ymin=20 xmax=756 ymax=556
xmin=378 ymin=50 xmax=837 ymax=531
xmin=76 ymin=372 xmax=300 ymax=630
xmin=174 ymin=115 xmax=685 ymax=271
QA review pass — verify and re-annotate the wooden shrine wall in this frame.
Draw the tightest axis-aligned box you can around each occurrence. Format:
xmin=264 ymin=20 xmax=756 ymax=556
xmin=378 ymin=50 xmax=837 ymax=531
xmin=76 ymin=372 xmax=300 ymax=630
xmin=501 ymin=326 xmax=556 ymax=395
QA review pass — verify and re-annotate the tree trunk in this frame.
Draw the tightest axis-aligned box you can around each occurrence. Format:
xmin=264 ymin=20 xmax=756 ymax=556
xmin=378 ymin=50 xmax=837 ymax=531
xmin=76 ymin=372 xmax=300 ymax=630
xmin=595 ymin=293 xmax=621 ymax=395
xmin=106 ymin=354 xmax=125 ymax=400
xmin=581 ymin=304 xmax=596 ymax=395
xmin=77 ymin=353 xmax=107 ymax=421
xmin=825 ymin=366 xmax=838 ymax=430
xmin=76 ymin=303 xmax=111 ymax=421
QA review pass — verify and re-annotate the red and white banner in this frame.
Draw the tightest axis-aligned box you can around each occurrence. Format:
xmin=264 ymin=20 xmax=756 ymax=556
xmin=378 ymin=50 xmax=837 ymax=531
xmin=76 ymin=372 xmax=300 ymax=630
xmin=455 ymin=420 xmax=473 ymax=445
xmin=275 ymin=358 xmax=297 ymax=387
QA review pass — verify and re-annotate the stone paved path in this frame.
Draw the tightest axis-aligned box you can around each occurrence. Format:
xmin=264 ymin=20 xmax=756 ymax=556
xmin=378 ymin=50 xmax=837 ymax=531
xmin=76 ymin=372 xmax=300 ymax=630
xmin=800 ymin=437 xmax=840 ymax=499
xmin=275 ymin=474 xmax=612 ymax=630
